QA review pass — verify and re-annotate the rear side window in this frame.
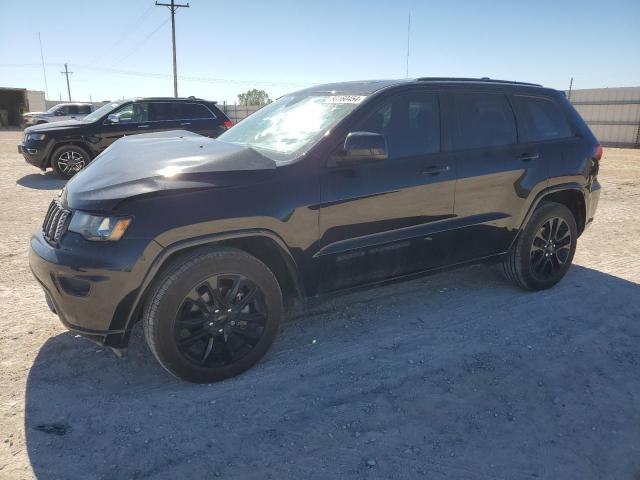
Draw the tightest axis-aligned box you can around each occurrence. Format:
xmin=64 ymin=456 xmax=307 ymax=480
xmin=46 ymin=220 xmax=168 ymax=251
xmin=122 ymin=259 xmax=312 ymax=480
xmin=512 ymin=95 xmax=573 ymax=142
xmin=78 ymin=105 xmax=92 ymax=115
xmin=67 ymin=105 xmax=80 ymax=115
xmin=451 ymin=93 xmax=516 ymax=150
xmin=148 ymin=102 xmax=177 ymax=122
xmin=177 ymin=103 xmax=216 ymax=120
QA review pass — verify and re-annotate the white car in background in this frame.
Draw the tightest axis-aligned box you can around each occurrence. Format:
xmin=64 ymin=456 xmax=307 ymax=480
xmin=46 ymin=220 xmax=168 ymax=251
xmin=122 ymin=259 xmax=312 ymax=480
xmin=22 ymin=103 xmax=94 ymax=127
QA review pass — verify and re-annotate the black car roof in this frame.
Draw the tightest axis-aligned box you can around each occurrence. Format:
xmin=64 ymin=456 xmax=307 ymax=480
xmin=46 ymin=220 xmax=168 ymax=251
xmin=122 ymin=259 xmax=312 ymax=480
xmin=297 ymin=77 xmax=549 ymax=96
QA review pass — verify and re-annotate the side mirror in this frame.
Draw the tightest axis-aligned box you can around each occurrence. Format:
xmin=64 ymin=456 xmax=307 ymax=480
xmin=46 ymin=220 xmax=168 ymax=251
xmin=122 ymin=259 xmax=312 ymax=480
xmin=330 ymin=131 xmax=388 ymax=167
xmin=105 ymin=114 xmax=120 ymax=124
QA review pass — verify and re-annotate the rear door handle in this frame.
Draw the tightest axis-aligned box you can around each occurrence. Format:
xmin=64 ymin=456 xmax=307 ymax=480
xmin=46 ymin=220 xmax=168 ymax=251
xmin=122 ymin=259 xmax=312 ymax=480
xmin=137 ymin=124 xmax=150 ymax=129
xmin=180 ymin=122 xmax=191 ymax=126
xmin=422 ymin=164 xmax=451 ymax=176
xmin=519 ymin=153 xmax=540 ymax=162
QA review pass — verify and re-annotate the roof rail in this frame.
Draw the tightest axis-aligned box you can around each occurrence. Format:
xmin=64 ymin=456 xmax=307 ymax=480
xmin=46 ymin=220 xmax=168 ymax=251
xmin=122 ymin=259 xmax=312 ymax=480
xmin=415 ymin=77 xmax=542 ymax=87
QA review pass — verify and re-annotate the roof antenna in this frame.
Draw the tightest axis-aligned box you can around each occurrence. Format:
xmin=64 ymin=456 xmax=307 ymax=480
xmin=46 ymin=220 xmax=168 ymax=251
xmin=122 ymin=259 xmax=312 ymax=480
xmin=405 ymin=13 xmax=411 ymax=78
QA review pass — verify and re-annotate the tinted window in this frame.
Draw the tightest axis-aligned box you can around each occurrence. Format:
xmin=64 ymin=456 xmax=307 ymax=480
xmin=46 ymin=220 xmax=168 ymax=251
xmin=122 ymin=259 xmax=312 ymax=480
xmin=77 ymin=105 xmax=92 ymax=115
xmin=149 ymin=102 xmax=178 ymax=122
xmin=56 ymin=106 xmax=70 ymax=115
xmin=112 ymin=103 xmax=149 ymax=123
xmin=512 ymin=95 xmax=573 ymax=142
xmin=352 ymin=92 xmax=440 ymax=158
xmin=452 ymin=93 xmax=516 ymax=150
xmin=177 ymin=103 xmax=215 ymax=120
xmin=67 ymin=105 xmax=80 ymax=115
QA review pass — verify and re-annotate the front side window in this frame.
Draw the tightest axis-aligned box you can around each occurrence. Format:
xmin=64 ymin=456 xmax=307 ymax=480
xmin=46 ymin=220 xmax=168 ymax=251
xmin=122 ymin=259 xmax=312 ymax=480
xmin=219 ymin=93 xmax=366 ymax=162
xmin=78 ymin=105 xmax=92 ymax=115
xmin=452 ymin=93 xmax=516 ymax=150
xmin=56 ymin=106 xmax=70 ymax=115
xmin=84 ymin=102 xmax=123 ymax=122
xmin=351 ymin=92 xmax=440 ymax=158
xmin=512 ymin=95 xmax=573 ymax=142
xmin=112 ymin=103 xmax=148 ymax=124
xmin=68 ymin=105 xmax=80 ymax=115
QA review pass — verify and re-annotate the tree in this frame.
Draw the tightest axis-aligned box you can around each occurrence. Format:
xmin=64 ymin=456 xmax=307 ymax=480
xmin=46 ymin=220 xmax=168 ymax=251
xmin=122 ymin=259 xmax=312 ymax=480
xmin=237 ymin=89 xmax=271 ymax=106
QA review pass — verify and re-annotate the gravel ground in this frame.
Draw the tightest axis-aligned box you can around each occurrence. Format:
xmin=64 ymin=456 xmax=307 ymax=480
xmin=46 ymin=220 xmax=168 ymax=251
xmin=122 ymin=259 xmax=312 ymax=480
xmin=0 ymin=130 xmax=639 ymax=480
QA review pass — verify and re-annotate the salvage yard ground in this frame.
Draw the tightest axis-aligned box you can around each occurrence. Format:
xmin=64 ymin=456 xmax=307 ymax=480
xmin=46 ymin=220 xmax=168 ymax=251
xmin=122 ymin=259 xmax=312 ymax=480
xmin=0 ymin=130 xmax=639 ymax=479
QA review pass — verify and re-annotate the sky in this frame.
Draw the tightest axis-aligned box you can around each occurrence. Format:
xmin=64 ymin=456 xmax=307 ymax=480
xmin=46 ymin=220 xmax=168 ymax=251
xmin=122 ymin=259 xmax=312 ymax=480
xmin=1 ymin=0 xmax=639 ymax=104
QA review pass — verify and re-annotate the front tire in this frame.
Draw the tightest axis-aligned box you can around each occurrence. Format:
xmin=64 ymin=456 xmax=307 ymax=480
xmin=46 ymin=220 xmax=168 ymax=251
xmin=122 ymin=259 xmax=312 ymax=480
xmin=143 ymin=247 xmax=283 ymax=383
xmin=503 ymin=202 xmax=577 ymax=290
xmin=51 ymin=144 xmax=90 ymax=178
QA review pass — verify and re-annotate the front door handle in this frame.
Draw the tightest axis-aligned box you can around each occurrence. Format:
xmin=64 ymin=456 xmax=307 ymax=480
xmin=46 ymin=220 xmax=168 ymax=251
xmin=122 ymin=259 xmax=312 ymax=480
xmin=519 ymin=152 xmax=540 ymax=162
xmin=137 ymin=124 xmax=150 ymax=129
xmin=422 ymin=164 xmax=450 ymax=176
xmin=180 ymin=122 xmax=191 ymax=126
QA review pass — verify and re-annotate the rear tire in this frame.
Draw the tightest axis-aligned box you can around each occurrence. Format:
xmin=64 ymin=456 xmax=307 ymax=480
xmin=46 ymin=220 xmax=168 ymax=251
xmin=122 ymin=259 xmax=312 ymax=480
xmin=143 ymin=247 xmax=283 ymax=383
xmin=51 ymin=144 xmax=90 ymax=178
xmin=502 ymin=202 xmax=577 ymax=290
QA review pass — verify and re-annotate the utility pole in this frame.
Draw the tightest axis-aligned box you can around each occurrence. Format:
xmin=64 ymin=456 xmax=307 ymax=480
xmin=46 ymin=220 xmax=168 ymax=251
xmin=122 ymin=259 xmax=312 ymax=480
xmin=405 ymin=13 xmax=411 ymax=78
xmin=60 ymin=63 xmax=73 ymax=101
xmin=38 ymin=33 xmax=49 ymax=99
xmin=155 ymin=0 xmax=190 ymax=97
xmin=568 ymin=77 xmax=574 ymax=100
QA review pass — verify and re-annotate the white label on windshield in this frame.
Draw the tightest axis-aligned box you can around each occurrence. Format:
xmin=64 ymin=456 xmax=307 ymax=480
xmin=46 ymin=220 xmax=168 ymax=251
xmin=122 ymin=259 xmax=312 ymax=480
xmin=323 ymin=95 xmax=366 ymax=104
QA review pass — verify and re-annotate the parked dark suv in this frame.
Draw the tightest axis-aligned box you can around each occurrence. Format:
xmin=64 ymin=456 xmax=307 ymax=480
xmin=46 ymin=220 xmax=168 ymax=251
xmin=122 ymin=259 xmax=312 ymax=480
xmin=19 ymin=97 xmax=232 ymax=178
xmin=29 ymin=78 xmax=601 ymax=383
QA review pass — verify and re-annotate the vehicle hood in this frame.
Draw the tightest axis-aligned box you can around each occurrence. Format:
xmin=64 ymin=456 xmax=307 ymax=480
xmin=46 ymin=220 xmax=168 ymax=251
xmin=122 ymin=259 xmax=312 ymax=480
xmin=25 ymin=119 xmax=87 ymax=133
xmin=63 ymin=130 xmax=277 ymax=211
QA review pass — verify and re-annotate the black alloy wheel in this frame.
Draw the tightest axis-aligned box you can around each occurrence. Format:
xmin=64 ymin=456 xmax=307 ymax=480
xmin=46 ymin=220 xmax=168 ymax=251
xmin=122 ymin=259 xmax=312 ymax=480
xmin=143 ymin=247 xmax=283 ymax=383
xmin=529 ymin=217 xmax=572 ymax=281
xmin=502 ymin=202 xmax=577 ymax=291
xmin=175 ymin=274 xmax=267 ymax=368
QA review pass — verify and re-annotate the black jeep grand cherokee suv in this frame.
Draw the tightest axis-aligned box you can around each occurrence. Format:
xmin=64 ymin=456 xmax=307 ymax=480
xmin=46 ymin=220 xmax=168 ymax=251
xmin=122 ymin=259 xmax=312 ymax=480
xmin=29 ymin=78 xmax=601 ymax=383
xmin=19 ymin=97 xmax=232 ymax=178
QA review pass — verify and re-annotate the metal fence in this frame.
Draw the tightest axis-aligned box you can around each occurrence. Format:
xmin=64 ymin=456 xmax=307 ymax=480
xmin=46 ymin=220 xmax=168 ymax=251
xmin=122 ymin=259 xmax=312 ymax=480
xmin=567 ymin=87 xmax=640 ymax=148
xmin=219 ymin=103 xmax=263 ymax=123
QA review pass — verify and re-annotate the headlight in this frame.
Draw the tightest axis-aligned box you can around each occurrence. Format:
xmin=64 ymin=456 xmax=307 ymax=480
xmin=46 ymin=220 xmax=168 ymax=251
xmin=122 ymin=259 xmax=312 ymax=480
xmin=26 ymin=133 xmax=46 ymax=141
xmin=68 ymin=211 xmax=132 ymax=241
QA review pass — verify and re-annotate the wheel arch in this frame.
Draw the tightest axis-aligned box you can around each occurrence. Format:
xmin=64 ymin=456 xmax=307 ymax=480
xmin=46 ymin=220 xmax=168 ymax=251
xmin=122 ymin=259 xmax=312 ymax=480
xmin=513 ymin=184 xmax=587 ymax=249
xmin=122 ymin=230 xmax=306 ymax=336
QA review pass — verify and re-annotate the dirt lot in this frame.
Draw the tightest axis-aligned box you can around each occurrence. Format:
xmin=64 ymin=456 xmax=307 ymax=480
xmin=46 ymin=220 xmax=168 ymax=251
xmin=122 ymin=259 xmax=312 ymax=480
xmin=0 ymin=130 xmax=639 ymax=479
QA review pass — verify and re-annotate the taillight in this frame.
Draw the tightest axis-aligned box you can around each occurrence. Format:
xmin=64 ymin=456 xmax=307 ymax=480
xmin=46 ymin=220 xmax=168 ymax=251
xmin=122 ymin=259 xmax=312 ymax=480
xmin=223 ymin=120 xmax=233 ymax=129
xmin=593 ymin=144 xmax=603 ymax=161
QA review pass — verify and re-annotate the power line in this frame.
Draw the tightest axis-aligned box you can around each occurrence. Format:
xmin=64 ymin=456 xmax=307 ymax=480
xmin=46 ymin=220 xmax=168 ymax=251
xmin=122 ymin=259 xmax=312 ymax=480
xmin=38 ymin=33 xmax=49 ymax=99
xmin=0 ymin=62 xmax=309 ymax=88
xmin=107 ymin=17 xmax=170 ymax=67
xmin=405 ymin=13 xmax=411 ymax=78
xmin=155 ymin=0 xmax=190 ymax=97
xmin=91 ymin=3 xmax=156 ymax=65
xmin=60 ymin=63 xmax=73 ymax=101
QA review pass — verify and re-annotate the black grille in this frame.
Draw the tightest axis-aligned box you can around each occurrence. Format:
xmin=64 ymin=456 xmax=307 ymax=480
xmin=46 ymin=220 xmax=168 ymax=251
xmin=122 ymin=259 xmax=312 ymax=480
xmin=42 ymin=200 xmax=70 ymax=244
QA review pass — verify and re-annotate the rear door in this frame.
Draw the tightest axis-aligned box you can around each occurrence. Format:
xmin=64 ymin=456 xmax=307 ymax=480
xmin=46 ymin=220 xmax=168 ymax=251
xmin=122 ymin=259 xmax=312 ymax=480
xmin=317 ymin=89 xmax=456 ymax=292
xmin=174 ymin=102 xmax=225 ymax=137
xmin=445 ymin=90 xmax=548 ymax=262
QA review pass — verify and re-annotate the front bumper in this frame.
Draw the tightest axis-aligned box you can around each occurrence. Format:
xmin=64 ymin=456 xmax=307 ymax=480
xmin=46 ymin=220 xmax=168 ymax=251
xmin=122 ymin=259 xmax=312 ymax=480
xmin=29 ymin=228 xmax=162 ymax=347
xmin=19 ymin=141 xmax=49 ymax=169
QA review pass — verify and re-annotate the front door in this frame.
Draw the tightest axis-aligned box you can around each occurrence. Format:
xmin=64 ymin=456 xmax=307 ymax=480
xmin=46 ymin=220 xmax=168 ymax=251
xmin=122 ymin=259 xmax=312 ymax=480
xmin=317 ymin=89 xmax=456 ymax=292
xmin=96 ymin=102 xmax=150 ymax=153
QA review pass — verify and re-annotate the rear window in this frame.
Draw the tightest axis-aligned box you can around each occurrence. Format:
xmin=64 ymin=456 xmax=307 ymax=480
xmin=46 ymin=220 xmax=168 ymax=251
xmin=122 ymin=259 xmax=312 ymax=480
xmin=451 ymin=93 xmax=517 ymax=150
xmin=512 ymin=95 xmax=573 ymax=142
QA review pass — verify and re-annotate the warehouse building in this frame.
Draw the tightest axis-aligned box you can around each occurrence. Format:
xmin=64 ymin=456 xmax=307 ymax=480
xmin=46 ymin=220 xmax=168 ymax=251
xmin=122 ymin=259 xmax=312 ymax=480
xmin=0 ymin=87 xmax=46 ymax=127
